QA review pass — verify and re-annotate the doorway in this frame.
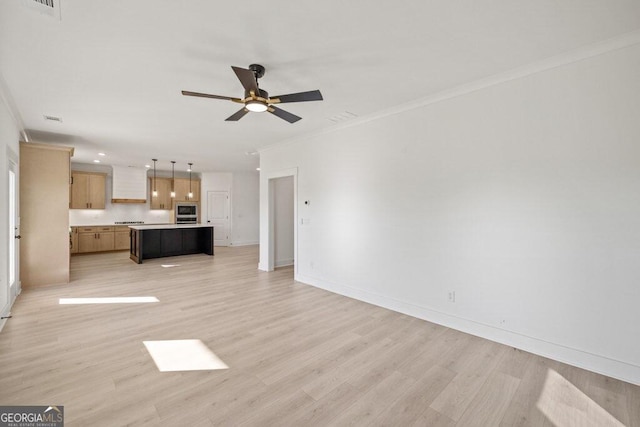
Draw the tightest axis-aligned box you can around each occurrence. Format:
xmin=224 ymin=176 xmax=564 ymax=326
xmin=207 ymin=191 xmax=230 ymax=246
xmin=259 ymin=167 xmax=297 ymax=275
xmin=272 ymin=176 xmax=294 ymax=268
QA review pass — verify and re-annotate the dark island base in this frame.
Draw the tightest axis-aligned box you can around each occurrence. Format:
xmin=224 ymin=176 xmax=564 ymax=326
xmin=130 ymin=226 xmax=213 ymax=264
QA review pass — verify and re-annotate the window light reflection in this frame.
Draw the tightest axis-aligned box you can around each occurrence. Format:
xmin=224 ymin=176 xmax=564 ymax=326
xmin=536 ymin=369 xmax=624 ymax=427
xmin=143 ymin=339 xmax=229 ymax=372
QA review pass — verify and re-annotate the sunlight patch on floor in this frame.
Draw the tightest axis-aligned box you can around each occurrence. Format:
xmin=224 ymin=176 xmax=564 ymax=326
xmin=59 ymin=297 xmax=160 ymax=304
xmin=143 ymin=339 xmax=229 ymax=372
xmin=536 ymin=368 xmax=624 ymax=427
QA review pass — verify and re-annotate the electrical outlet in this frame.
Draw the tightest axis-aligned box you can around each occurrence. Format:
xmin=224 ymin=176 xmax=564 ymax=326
xmin=448 ymin=291 xmax=456 ymax=303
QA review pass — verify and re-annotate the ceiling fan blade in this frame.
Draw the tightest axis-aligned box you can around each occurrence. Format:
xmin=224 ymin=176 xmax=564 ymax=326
xmin=231 ymin=66 xmax=259 ymax=94
xmin=270 ymin=90 xmax=323 ymax=104
xmin=225 ymin=108 xmax=250 ymax=122
xmin=268 ymin=106 xmax=302 ymax=123
xmin=182 ymin=91 xmax=241 ymax=102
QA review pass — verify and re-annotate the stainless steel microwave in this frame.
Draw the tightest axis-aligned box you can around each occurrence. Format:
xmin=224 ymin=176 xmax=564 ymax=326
xmin=175 ymin=203 xmax=198 ymax=223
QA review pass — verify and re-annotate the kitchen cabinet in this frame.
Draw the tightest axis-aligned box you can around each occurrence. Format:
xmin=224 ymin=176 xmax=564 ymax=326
xmin=129 ymin=224 xmax=213 ymax=264
xmin=174 ymin=178 xmax=200 ymax=202
xmin=71 ymin=225 xmax=131 ymax=254
xmin=77 ymin=226 xmax=114 ymax=253
xmin=20 ymin=142 xmax=73 ymax=287
xmin=114 ymin=226 xmax=130 ymax=250
xmin=150 ymin=177 xmax=172 ymax=210
xmin=70 ymin=227 xmax=79 ymax=254
xmin=70 ymin=172 xmax=106 ymax=209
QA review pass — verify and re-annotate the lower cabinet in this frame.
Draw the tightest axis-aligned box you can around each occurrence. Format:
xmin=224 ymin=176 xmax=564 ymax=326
xmin=114 ymin=228 xmax=130 ymax=250
xmin=130 ymin=226 xmax=213 ymax=264
xmin=78 ymin=226 xmax=115 ymax=253
xmin=72 ymin=226 xmax=131 ymax=253
xmin=70 ymin=227 xmax=79 ymax=254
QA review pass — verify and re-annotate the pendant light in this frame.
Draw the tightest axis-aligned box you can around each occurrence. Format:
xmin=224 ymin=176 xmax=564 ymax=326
xmin=188 ymin=162 xmax=193 ymax=199
xmin=170 ymin=161 xmax=176 ymax=198
xmin=152 ymin=159 xmax=158 ymax=197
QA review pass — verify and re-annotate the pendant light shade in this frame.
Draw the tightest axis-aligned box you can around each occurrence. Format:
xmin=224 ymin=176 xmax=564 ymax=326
xmin=188 ymin=163 xmax=193 ymax=199
xmin=170 ymin=161 xmax=176 ymax=198
xmin=152 ymin=159 xmax=158 ymax=197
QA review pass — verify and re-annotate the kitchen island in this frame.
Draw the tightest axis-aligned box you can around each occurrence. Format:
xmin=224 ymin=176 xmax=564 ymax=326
xmin=129 ymin=224 xmax=213 ymax=264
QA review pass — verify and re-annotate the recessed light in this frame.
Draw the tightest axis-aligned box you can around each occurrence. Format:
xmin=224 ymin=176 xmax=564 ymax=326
xmin=98 ymin=152 xmax=106 ymax=156
xmin=93 ymin=160 xmax=101 ymax=163
xmin=256 ymin=167 xmax=260 ymax=171
xmin=145 ymin=164 xmax=151 ymax=168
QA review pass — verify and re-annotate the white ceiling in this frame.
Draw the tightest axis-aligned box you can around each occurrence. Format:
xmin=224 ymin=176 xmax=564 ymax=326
xmin=1 ymin=1 xmax=640 ymax=173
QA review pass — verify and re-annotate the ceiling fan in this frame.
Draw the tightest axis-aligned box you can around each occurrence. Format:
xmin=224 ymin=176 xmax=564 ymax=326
xmin=182 ymin=64 xmax=323 ymax=123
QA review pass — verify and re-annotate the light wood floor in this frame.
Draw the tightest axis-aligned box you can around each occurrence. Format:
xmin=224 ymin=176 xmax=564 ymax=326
xmin=1 ymin=246 xmax=638 ymax=426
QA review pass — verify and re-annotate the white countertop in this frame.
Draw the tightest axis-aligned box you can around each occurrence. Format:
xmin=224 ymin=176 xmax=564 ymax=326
xmin=71 ymin=223 xmax=171 ymax=227
xmin=129 ymin=224 xmax=213 ymax=230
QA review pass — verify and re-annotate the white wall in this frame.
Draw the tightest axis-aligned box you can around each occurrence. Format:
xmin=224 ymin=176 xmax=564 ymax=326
xmin=231 ymin=172 xmax=259 ymax=246
xmin=201 ymin=171 xmax=259 ymax=247
xmin=0 ymin=87 xmax=21 ymax=324
xmin=201 ymin=172 xmax=232 ymax=193
xmin=273 ymin=176 xmax=294 ymax=267
xmin=260 ymin=44 xmax=640 ymax=384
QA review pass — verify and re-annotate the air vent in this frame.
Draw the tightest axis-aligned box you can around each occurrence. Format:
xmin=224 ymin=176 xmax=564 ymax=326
xmin=22 ymin=0 xmax=62 ymax=20
xmin=43 ymin=115 xmax=63 ymax=122
xmin=328 ymin=111 xmax=358 ymax=123
xmin=34 ymin=0 xmax=54 ymax=8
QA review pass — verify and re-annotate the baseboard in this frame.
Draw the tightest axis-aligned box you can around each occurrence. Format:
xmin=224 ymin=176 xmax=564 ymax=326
xmin=295 ymin=273 xmax=640 ymax=386
xmin=230 ymin=241 xmax=259 ymax=247
xmin=0 ymin=310 xmax=9 ymax=334
xmin=275 ymin=258 xmax=294 ymax=268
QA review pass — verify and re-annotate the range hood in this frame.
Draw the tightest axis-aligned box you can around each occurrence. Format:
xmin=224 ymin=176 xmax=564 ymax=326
xmin=111 ymin=165 xmax=147 ymax=203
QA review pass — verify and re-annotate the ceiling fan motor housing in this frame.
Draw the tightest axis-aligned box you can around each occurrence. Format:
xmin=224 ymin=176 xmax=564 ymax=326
xmin=249 ymin=64 xmax=265 ymax=79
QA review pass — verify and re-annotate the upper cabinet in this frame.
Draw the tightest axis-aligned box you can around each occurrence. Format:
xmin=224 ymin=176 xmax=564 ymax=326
xmin=70 ymin=171 xmax=106 ymax=209
xmin=174 ymin=178 xmax=200 ymax=202
xmin=149 ymin=177 xmax=172 ymax=210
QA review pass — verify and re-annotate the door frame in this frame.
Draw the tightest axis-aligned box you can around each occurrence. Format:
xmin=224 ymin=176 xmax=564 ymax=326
xmin=259 ymin=167 xmax=297 ymax=275
xmin=206 ymin=190 xmax=230 ymax=247
xmin=4 ymin=148 xmax=20 ymax=319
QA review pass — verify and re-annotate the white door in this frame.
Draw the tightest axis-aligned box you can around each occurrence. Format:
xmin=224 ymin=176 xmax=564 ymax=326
xmin=207 ymin=191 xmax=229 ymax=246
xmin=6 ymin=159 xmax=19 ymax=309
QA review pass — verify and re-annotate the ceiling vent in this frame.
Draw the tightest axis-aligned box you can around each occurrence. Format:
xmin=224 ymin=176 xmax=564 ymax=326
xmin=328 ymin=111 xmax=358 ymax=123
xmin=22 ymin=0 xmax=62 ymax=20
xmin=43 ymin=114 xmax=62 ymax=122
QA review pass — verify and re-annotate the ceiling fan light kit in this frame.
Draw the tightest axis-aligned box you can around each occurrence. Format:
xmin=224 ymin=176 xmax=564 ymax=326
xmin=245 ymin=99 xmax=268 ymax=113
xmin=182 ymin=64 xmax=323 ymax=123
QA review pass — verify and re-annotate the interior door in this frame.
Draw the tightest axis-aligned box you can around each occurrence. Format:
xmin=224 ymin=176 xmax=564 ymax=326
xmin=207 ymin=191 xmax=229 ymax=246
xmin=8 ymin=159 xmax=20 ymax=300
